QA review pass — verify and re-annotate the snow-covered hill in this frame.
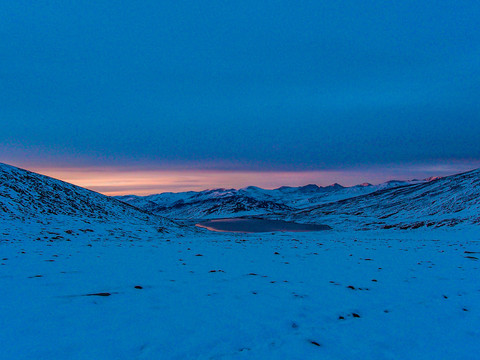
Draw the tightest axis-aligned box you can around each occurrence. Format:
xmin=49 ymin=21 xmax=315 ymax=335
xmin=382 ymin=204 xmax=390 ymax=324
xmin=0 ymin=163 xmax=178 ymax=233
xmin=287 ymin=169 xmax=480 ymax=230
xmin=117 ymin=189 xmax=293 ymax=220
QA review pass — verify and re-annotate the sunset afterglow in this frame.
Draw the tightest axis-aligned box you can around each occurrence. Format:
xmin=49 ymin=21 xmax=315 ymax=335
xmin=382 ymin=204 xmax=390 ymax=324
xmin=23 ymin=161 xmax=480 ymax=195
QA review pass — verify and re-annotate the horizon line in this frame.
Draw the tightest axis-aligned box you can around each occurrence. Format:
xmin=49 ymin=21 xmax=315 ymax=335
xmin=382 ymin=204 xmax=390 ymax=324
xmin=2 ymin=160 xmax=479 ymax=196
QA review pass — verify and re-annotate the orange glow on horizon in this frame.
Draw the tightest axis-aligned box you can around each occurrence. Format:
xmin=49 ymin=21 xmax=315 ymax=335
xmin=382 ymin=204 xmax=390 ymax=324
xmin=15 ymin=161 xmax=480 ymax=196
xmin=24 ymin=166 xmax=371 ymax=196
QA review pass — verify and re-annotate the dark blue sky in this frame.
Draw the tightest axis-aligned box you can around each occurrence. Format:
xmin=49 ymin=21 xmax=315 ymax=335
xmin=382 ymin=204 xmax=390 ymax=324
xmin=1 ymin=1 xmax=480 ymax=174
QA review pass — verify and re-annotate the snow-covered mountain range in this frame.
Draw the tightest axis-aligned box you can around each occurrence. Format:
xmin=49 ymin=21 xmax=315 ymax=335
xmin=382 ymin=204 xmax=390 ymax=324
xmin=2 ymin=162 xmax=479 ymax=232
xmin=116 ymin=178 xmax=426 ymax=220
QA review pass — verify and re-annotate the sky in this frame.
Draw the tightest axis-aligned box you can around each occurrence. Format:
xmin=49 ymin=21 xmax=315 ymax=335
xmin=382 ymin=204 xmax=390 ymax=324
xmin=1 ymin=1 xmax=480 ymax=194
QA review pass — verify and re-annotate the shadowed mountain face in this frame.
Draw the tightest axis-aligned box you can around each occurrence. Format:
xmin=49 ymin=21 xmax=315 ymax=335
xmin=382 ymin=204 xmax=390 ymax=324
xmin=118 ymin=193 xmax=294 ymax=220
xmin=0 ymin=163 xmax=176 ymax=229
xmin=284 ymin=169 xmax=480 ymax=230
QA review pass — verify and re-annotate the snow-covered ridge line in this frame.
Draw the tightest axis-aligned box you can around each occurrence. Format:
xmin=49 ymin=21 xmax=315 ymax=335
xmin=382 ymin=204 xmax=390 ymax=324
xmin=0 ymin=163 xmax=178 ymax=230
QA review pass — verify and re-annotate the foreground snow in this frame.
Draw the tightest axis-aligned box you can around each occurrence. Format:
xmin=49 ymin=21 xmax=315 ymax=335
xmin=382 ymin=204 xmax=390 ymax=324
xmin=1 ymin=225 xmax=479 ymax=359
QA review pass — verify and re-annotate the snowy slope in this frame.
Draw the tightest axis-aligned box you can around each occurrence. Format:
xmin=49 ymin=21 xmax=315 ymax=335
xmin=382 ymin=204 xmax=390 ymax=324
xmin=0 ymin=163 xmax=178 ymax=231
xmin=268 ymin=181 xmax=420 ymax=208
xmin=287 ymin=169 xmax=480 ymax=230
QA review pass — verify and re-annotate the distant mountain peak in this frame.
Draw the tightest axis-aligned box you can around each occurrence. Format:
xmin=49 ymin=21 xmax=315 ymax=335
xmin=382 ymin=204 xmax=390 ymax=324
xmin=244 ymin=186 xmax=262 ymax=191
xmin=327 ymin=183 xmax=344 ymax=188
xmin=299 ymin=184 xmax=321 ymax=192
xmin=359 ymin=183 xmax=372 ymax=187
xmin=385 ymin=180 xmax=404 ymax=184
xmin=424 ymin=176 xmax=442 ymax=182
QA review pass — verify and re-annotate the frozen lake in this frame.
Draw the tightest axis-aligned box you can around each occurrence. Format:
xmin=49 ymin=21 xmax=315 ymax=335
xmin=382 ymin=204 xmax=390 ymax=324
xmin=196 ymin=218 xmax=331 ymax=233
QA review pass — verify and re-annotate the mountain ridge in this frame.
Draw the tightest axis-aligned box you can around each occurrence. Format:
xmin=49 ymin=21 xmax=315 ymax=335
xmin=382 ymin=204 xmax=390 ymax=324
xmin=283 ymin=168 xmax=480 ymax=230
xmin=116 ymin=176 xmax=429 ymax=220
xmin=0 ymin=163 xmax=178 ymax=232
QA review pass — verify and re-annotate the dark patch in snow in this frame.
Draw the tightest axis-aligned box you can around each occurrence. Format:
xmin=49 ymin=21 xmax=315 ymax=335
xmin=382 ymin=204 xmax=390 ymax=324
xmin=85 ymin=292 xmax=112 ymax=297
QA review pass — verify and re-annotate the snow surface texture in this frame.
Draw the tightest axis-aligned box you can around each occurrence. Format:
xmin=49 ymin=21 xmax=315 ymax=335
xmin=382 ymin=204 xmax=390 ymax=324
xmin=1 ymin=163 xmax=480 ymax=359
xmin=2 ymin=228 xmax=480 ymax=359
